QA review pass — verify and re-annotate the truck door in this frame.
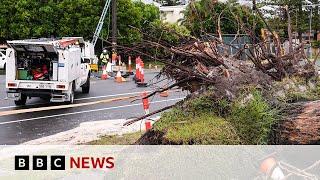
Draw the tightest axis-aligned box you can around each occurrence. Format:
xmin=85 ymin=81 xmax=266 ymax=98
xmin=80 ymin=58 xmax=89 ymax=84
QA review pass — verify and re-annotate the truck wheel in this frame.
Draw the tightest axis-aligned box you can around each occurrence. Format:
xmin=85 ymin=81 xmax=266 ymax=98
xmin=69 ymin=91 xmax=74 ymax=104
xmin=14 ymin=94 xmax=27 ymax=106
xmin=82 ymin=75 xmax=90 ymax=94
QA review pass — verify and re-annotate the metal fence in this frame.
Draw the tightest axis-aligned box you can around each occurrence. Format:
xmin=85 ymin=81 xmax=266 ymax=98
xmin=201 ymin=34 xmax=252 ymax=60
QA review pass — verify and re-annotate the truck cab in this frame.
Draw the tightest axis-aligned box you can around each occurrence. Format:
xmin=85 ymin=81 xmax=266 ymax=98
xmin=6 ymin=37 xmax=91 ymax=105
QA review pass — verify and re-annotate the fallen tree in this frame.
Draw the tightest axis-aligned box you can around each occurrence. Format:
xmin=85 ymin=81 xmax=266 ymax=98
xmin=118 ymin=1 xmax=319 ymax=144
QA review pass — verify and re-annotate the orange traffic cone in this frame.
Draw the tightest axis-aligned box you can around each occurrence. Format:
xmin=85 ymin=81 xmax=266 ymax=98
xmin=115 ymin=70 xmax=123 ymax=83
xmin=101 ymin=69 xmax=108 ymax=80
xmin=137 ymin=60 xmax=147 ymax=87
xmin=135 ymin=57 xmax=141 ymax=82
xmin=260 ymin=157 xmax=285 ymax=180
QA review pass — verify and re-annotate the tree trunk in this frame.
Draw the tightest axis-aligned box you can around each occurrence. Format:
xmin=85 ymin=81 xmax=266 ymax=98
xmin=277 ymin=100 xmax=320 ymax=144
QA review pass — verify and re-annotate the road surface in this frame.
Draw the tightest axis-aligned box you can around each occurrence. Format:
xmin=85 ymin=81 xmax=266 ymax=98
xmin=0 ymin=70 xmax=186 ymax=144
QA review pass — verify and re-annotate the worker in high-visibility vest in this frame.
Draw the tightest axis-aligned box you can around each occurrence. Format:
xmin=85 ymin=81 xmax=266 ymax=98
xmin=100 ymin=49 xmax=109 ymax=71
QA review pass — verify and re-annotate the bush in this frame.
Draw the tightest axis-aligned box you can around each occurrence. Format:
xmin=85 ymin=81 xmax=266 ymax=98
xmin=228 ymin=91 xmax=278 ymax=144
xmin=312 ymin=40 xmax=320 ymax=48
xmin=153 ymin=89 xmax=279 ymax=145
xmin=184 ymin=93 xmax=231 ymax=116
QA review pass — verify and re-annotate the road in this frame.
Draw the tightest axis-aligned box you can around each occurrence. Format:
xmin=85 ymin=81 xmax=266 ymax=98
xmin=0 ymin=70 xmax=186 ymax=145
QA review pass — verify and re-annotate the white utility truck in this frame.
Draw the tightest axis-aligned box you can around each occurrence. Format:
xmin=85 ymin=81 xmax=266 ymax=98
xmin=6 ymin=37 xmax=92 ymax=105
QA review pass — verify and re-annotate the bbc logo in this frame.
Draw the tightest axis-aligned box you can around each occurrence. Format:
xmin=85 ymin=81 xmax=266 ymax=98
xmin=15 ymin=156 xmax=65 ymax=170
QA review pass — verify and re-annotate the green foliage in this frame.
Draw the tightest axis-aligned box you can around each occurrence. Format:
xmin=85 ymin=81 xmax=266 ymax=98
xmin=312 ymin=41 xmax=320 ymax=48
xmin=183 ymin=0 xmax=264 ymax=37
xmin=152 ymin=88 xmax=280 ymax=145
xmin=0 ymin=0 xmax=160 ymax=45
xmin=266 ymin=0 xmax=319 ymax=39
xmin=56 ymin=0 xmax=103 ymax=40
xmin=184 ymin=94 xmax=230 ymax=117
xmin=146 ymin=20 xmax=190 ymax=45
xmin=154 ymin=108 xmax=241 ymax=145
xmin=137 ymin=20 xmax=190 ymax=60
xmin=228 ymin=91 xmax=278 ymax=144
xmin=186 ymin=95 xmax=215 ymax=113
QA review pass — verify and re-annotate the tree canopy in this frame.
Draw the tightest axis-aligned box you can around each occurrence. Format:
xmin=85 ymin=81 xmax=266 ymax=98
xmin=264 ymin=0 xmax=319 ymax=40
xmin=0 ymin=0 xmax=160 ymax=45
xmin=182 ymin=0 xmax=264 ymax=37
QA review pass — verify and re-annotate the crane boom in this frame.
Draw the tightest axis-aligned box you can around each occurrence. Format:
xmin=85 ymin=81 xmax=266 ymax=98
xmin=92 ymin=0 xmax=112 ymax=47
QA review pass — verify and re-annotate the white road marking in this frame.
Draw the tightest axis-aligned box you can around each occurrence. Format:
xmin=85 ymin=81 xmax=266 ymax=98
xmin=74 ymin=90 xmax=152 ymax=101
xmin=0 ymin=97 xmax=184 ymax=125
xmin=0 ymin=105 xmax=17 ymax=110
xmin=0 ymin=90 xmax=153 ymax=110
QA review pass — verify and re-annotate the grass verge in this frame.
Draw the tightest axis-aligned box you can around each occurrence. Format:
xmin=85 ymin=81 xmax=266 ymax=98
xmin=154 ymin=109 xmax=241 ymax=144
xmin=87 ymin=132 xmax=143 ymax=145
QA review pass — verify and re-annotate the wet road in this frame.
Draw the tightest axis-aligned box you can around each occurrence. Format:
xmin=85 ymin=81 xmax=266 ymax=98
xmin=0 ymin=71 xmax=187 ymax=144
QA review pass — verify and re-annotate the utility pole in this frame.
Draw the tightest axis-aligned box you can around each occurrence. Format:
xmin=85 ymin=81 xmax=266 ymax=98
xmin=303 ymin=3 xmax=320 ymax=58
xmin=111 ymin=0 xmax=117 ymax=52
xmin=286 ymin=6 xmax=293 ymax=53
xmin=312 ymin=0 xmax=319 ymax=40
